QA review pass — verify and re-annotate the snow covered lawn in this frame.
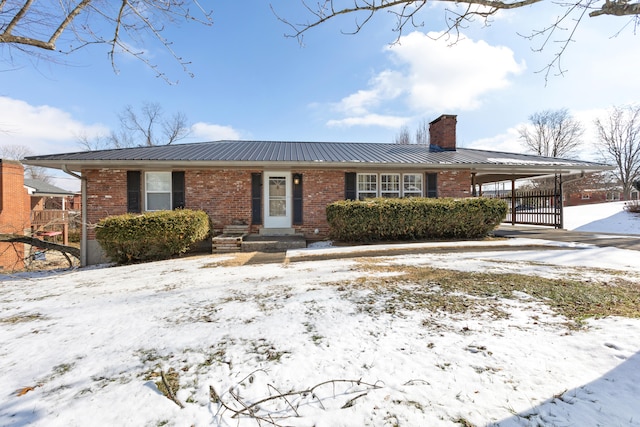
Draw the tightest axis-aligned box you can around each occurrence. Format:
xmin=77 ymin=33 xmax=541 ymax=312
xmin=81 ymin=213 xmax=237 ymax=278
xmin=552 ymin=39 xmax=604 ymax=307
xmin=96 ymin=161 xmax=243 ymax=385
xmin=1 ymin=202 xmax=639 ymax=427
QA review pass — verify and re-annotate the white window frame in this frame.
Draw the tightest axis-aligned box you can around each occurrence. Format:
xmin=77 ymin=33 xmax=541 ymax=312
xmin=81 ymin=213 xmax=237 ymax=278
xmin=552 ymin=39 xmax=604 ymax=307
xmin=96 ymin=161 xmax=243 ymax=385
xmin=581 ymin=193 xmax=590 ymax=200
xmin=380 ymin=174 xmax=401 ymax=198
xmin=357 ymin=174 xmax=378 ymax=200
xmin=145 ymin=171 xmax=172 ymax=211
xmin=403 ymin=174 xmax=423 ymax=197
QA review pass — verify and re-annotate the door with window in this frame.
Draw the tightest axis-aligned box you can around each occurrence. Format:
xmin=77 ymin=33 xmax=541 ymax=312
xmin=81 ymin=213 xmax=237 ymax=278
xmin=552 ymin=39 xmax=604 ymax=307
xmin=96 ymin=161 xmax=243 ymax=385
xmin=264 ymin=172 xmax=291 ymax=228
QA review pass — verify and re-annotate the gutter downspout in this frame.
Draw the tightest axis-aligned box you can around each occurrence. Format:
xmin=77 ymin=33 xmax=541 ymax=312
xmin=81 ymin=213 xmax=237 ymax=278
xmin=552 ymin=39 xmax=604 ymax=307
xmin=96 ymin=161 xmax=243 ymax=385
xmin=62 ymin=166 xmax=87 ymax=267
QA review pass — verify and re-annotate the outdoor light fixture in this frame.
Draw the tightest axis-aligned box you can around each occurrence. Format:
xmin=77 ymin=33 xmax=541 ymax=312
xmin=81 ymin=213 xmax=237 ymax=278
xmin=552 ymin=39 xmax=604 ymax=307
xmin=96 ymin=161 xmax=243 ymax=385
xmin=294 ymin=177 xmax=300 ymax=185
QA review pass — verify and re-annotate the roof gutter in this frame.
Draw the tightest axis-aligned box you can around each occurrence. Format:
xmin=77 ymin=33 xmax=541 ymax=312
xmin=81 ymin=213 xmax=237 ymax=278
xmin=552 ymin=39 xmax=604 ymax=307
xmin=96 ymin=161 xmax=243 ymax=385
xmin=62 ymin=165 xmax=87 ymax=267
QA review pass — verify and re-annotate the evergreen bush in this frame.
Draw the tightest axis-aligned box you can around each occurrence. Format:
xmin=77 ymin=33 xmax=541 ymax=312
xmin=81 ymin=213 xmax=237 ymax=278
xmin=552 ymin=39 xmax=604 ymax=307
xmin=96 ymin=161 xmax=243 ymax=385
xmin=95 ymin=209 xmax=210 ymax=264
xmin=326 ymin=197 xmax=507 ymax=242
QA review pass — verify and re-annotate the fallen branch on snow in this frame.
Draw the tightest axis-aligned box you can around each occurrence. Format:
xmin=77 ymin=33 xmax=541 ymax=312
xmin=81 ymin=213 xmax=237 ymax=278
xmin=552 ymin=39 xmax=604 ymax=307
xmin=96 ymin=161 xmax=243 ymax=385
xmin=0 ymin=234 xmax=80 ymax=268
xmin=210 ymin=378 xmax=383 ymax=426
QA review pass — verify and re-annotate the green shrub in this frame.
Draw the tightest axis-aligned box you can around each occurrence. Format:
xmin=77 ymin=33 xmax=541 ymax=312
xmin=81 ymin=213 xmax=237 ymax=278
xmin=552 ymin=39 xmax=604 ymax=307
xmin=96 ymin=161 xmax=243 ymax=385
xmin=326 ymin=197 xmax=507 ymax=242
xmin=95 ymin=209 xmax=210 ymax=264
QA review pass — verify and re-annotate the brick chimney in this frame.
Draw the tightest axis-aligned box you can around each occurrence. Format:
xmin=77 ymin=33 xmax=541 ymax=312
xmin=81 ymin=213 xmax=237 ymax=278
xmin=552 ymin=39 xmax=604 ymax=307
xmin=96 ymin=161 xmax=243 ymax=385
xmin=0 ymin=160 xmax=29 ymax=271
xmin=429 ymin=114 xmax=457 ymax=151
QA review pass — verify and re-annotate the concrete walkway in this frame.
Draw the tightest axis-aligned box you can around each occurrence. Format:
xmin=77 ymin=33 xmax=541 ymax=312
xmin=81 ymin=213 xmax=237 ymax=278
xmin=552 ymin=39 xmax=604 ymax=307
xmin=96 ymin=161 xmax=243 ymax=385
xmin=227 ymin=226 xmax=640 ymax=265
xmin=494 ymin=225 xmax=640 ymax=251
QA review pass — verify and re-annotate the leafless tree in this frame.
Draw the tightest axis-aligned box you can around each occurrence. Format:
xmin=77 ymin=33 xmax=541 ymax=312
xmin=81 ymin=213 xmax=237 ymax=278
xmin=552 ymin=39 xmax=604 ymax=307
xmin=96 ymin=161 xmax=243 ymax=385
xmin=394 ymin=125 xmax=412 ymax=144
xmin=0 ymin=1 xmax=212 ymax=81
xmin=415 ymin=118 xmax=429 ymax=145
xmin=78 ymin=101 xmax=190 ymax=150
xmin=0 ymin=144 xmax=51 ymax=182
xmin=518 ymin=109 xmax=584 ymax=158
xmin=119 ymin=102 xmax=190 ymax=146
xmin=594 ymin=104 xmax=640 ymax=200
xmin=275 ymin=1 xmax=640 ymax=79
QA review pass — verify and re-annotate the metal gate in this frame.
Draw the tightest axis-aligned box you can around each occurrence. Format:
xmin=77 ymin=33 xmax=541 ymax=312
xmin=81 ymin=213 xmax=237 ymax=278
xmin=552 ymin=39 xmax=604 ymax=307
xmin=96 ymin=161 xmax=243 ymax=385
xmin=486 ymin=176 xmax=563 ymax=228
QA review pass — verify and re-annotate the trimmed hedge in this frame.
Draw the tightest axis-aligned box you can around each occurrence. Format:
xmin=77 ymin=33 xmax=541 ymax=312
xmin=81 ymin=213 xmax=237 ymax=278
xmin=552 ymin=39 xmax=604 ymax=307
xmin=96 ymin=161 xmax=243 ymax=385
xmin=95 ymin=209 xmax=210 ymax=264
xmin=326 ymin=197 xmax=507 ymax=242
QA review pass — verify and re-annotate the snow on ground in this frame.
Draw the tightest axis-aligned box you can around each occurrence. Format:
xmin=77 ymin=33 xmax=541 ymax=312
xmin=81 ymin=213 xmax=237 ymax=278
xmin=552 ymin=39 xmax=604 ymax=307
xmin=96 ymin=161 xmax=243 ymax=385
xmin=564 ymin=201 xmax=640 ymax=235
xmin=1 ymin=202 xmax=639 ymax=427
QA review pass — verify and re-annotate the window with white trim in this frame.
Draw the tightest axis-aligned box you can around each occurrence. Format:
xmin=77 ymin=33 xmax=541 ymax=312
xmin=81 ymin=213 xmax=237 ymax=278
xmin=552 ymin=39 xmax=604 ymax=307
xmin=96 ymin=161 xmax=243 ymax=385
xmin=380 ymin=174 xmax=400 ymax=198
xmin=606 ymin=192 xmax=620 ymax=201
xmin=581 ymin=193 xmax=590 ymax=200
xmin=357 ymin=174 xmax=377 ymax=200
xmin=357 ymin=173 xmax=427 ymax=199
xmin=145 ymin=171 xmax=172 ymax=211
xmin=403 ymin=174 xmax=423 ymax=197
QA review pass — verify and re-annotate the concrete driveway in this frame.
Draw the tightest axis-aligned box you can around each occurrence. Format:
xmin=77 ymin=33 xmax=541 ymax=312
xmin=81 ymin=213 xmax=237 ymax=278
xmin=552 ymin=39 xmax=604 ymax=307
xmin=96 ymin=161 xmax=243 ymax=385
xmin=494 ymin=225 xmax=640 ymax=251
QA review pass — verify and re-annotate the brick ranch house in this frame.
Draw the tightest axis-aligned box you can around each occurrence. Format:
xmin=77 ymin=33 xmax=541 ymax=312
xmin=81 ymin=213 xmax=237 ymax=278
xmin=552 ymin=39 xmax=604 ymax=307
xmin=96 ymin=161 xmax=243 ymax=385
xmin=24 ymin=115 xmax=611 ymax=266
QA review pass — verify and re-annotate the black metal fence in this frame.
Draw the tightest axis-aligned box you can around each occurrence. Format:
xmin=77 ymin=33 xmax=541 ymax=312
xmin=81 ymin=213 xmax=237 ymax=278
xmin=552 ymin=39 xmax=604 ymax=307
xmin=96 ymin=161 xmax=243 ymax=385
xmin=486 ymin=189 xmax=563 ymax=228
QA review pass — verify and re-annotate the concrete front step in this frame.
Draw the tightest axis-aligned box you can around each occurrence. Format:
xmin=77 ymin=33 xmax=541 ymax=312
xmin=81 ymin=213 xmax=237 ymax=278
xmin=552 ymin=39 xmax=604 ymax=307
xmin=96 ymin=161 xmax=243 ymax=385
xmin=212 ymin=233 xmax=246 ymax=253
xmin=241 ymin=234 xmax=306 ymax=252
xmin=259 ymin=227 xmax=297 ymax=236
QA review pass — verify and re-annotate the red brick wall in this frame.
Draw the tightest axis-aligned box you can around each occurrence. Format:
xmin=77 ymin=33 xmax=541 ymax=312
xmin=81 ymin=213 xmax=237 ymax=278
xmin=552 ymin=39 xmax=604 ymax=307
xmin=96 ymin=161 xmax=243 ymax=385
xmin=83 ymin=167 xmax=472 ymax=242
xmin=565 ymin=191 xmax=618 ymax=207
xmin=429 ymin=115 xmax=457 ymax=151
xmin=84 ymin=169 xmax=129 ymax=239
xmin=438 ymin=170 xmax=472 ymax=198
xmin=0 ymin=160 xmax=29 ymax=270
xmin=293 ymin=170 xmax=344 ymax=237
xmin=184 ymin=169 xmax=256 ymax=233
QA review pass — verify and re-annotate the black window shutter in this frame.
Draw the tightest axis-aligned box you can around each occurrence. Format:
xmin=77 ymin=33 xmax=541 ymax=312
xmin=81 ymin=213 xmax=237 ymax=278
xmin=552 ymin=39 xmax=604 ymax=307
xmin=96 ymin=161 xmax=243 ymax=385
xmin=345 ymin=172 xmax=356 ymax=200
xmin=127 ymin=171 xmax=141 ymax=213
xmin=172 ymin=171 xmax=185 ymax=209
xmin=293 ymin=173 xmax=303 ymax=225
xmin=426 ymin=173 xmax=438 ymax=198
xmin=251 ymin=173 xmax=262 ymax=225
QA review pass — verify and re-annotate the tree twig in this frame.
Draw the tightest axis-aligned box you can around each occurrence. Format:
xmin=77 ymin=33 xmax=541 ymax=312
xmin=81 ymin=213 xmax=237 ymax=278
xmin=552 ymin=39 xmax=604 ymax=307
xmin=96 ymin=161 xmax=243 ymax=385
xmin=160 ymin=370 xmax=184 ymax=409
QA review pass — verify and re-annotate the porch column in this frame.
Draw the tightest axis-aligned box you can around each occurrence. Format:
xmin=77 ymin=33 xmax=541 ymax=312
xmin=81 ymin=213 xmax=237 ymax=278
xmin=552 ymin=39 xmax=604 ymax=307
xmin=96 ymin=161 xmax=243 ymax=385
xmin=511 ymin=178 xmax=516 ymax=226
xmin=471 ymin=172 xmax=477 ymax=197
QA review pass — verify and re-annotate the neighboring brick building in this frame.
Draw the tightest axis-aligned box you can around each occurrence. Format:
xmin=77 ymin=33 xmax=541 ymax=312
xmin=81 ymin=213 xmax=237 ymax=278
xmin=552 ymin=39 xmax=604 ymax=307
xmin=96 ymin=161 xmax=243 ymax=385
xmin=0 ymin=160 xmax=30 ymax=271
xmin=24 ymin=114 xmax=612 ymax=266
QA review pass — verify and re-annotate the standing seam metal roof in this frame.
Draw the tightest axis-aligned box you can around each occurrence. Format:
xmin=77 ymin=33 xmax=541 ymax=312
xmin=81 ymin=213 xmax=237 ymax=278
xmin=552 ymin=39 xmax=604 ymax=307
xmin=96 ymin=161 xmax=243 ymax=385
xmin=24 ymin=140 xmax=610 ymax=168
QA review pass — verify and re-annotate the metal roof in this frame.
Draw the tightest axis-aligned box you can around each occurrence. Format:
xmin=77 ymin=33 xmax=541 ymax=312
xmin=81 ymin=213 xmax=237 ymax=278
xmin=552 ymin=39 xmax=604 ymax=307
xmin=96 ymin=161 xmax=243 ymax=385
xmin=24 ymin=179 xmax=76 ymax=196
xmin=24 ymin=140 xmax=610 ymax=171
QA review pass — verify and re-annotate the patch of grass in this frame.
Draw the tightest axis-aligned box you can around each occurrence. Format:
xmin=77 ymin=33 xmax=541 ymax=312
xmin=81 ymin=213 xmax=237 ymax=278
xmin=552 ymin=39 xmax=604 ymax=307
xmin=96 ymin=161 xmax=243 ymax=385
xmin=250 ymin=338 xmax=289 ymax=362
xmin=347 ymin=263 xmax=640 ymax=326
xmin=155 ymin=368 xmax=180 ymax=401
xmin=52 ymin=363 xmax=73 ymax=376
xmin=453 ymin=416 xmax=477 ymax=427
xmin=0 ymin=312 xmax=47 ymax=323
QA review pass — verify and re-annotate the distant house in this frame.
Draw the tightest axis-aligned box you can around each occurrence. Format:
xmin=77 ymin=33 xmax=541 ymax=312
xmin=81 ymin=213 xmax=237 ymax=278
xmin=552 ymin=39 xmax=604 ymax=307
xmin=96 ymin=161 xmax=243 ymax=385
xmin=24 ymin=178 xmax=78 ymax=245
xmin=24 ymin=114 xmax=612 ymax=266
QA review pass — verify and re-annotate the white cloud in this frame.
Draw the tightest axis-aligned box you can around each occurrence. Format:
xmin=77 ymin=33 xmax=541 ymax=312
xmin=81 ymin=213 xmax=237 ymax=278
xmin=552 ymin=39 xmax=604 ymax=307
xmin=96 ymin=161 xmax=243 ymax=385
xmin=327 ymin=113 xmax=408 ymax=129
xmin=190 ymin=122 xmax=241 ymax=140
xmin=327 ymin=31 xmax=525 ymax=129
xmin=466 ymin=125 xmax=525 ymax=153
xmin=392 ymin=32 xmax=525 ymax=111
xmin=0 ymin=96 xmax=108 ymax=155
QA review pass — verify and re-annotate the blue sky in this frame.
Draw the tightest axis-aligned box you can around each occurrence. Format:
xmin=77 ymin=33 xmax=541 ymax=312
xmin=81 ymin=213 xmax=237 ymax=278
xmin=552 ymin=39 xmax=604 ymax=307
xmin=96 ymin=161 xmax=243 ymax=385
xmin=1 ymin=1 xmax=638 ymax=190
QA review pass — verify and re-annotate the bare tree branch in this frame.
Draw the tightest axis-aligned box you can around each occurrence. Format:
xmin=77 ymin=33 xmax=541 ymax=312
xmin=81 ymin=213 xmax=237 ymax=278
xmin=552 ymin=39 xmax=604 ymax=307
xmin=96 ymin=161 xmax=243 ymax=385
xmin=518 ymin=108 xmax=584 ymax=158
xmin=394 ymin=125 xmax=412 ymax=144
xmin=274 ymin=0 xmax=640 ymax=78
xmin=0 ymin=234 xmax=80 ymax=263
xmin=0 ymin=1 xmax=213 ymax=81
xmin=594 ymin=104 xmax=640 ymax=199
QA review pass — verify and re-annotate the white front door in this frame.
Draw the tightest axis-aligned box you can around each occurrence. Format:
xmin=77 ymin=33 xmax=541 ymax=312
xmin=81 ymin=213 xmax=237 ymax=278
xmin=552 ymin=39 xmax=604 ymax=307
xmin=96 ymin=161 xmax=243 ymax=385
xmin=264 ymin=172 xmax=292 ymax=229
